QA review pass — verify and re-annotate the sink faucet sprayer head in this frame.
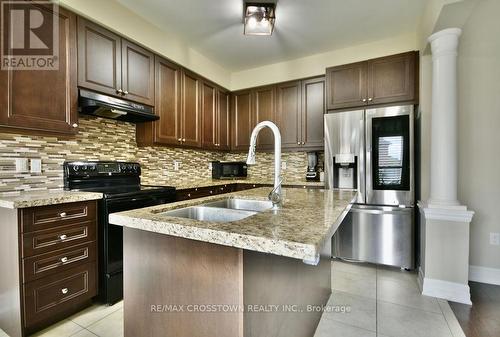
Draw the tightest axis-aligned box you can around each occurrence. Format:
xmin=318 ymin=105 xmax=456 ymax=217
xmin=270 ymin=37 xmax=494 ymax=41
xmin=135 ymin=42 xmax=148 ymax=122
xmin=246 ymin=136 xmax=257 ymax=165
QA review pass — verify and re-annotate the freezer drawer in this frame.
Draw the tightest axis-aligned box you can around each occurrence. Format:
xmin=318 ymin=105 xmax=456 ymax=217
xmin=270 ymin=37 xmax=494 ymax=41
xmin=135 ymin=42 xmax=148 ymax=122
xmin=332 ymin=205 xmax=414 ymax=269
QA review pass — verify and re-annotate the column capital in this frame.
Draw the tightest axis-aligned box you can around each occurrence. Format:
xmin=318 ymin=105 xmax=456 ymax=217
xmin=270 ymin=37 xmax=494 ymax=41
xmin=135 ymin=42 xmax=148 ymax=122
xmin=428 ymin=28 xmax=462 ymax=57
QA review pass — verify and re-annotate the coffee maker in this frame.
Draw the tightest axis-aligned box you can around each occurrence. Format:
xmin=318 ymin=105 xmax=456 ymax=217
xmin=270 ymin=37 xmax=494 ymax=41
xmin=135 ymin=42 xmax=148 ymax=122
xmin=306 ymin=152 xmax=320 ymax=181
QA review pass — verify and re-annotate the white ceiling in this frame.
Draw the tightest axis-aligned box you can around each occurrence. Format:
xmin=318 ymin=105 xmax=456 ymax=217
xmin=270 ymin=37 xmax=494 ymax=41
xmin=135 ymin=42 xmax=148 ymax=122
xmin=117 ymin=0 xmax=426 ymax=72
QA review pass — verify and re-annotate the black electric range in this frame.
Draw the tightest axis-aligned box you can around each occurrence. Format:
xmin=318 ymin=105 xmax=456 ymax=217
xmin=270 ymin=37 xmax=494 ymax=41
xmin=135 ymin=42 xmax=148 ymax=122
xmin=64 ymin=161 xmax=176 ymax=304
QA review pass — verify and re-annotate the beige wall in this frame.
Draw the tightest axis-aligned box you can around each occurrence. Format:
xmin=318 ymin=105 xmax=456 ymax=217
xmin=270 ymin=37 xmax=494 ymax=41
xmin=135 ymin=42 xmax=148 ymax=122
xmin=457 ymin=0 xmax=500 ymax=270
xmin=230 ymin=33 xmax=418 ymax=90
xmin=59 ymin=0 xmax=232 ymax=89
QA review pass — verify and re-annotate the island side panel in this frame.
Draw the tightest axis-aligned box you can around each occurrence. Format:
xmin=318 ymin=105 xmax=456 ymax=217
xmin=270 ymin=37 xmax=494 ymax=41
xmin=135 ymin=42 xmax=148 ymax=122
xmin=243 ymin=248 xmax=331 ymax=337
xmin=0 ymin=208 xmax=23 ymax=337
xmin=123 ymin=228 xmax=244 ymax=337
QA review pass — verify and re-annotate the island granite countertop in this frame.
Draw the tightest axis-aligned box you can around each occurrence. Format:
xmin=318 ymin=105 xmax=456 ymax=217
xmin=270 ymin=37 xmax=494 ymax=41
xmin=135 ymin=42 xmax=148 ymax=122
xmin=0 ymin=190 xmax=103 ymax=209
xmin=109 ymin=187 xmax=356 ymax=263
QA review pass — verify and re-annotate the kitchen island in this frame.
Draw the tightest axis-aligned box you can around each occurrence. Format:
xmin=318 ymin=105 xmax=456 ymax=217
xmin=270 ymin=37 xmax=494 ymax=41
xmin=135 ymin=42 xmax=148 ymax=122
xmin=109 ymin=187 xmax=355 ymax=337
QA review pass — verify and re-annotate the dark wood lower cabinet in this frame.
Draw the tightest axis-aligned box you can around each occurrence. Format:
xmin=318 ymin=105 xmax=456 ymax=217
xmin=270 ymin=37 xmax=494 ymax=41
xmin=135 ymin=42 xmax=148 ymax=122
xmin=0 ymin=201 xmax=98 ymax=337
xmin=176 ymin=183 xmax=322 ymax=201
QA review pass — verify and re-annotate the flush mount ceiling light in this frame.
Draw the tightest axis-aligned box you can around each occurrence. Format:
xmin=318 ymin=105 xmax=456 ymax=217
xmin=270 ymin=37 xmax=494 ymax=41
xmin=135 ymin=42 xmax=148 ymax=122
xmin=244 ymin=2 xmax=276 ymax=36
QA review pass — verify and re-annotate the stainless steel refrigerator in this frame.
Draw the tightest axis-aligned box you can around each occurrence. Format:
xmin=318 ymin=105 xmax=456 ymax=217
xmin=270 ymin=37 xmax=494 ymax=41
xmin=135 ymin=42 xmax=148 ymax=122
xmin=325 ymin=105 xmax=415 ymax=269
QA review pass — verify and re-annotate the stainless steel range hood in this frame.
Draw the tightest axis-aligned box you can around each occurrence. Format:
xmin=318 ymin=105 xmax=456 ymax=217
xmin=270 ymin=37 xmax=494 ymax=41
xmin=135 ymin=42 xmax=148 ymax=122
xmin=78 ymin=89 xmax=158 ymax=123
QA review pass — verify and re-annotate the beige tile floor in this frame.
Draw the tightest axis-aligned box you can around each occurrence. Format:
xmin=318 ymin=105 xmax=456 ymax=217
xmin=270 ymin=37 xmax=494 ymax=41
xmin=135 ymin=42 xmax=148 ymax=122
xmin=15 ymin=260 xmax=466 ymax=337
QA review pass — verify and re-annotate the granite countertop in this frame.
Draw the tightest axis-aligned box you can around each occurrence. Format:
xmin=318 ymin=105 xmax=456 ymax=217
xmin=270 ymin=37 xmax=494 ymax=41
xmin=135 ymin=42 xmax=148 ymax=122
xmin=109 ymin=187 xmax=356 ymax=263
xmin=153 ymin=179 xmax=325 ymax=190
xmin=0 ymin=190 xmax=103 ymax=209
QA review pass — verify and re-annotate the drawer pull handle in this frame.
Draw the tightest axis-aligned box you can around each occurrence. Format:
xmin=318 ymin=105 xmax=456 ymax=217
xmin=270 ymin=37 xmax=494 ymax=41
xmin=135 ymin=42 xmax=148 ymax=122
xmin=60 ymin=257 xmax=68 ymax=263
xmin=59 ymin=212 xmax=67 ymax=218
xmin=61 ymin=288 xmax=69 ymax=295
xmin=59 ymin=234 xmax=67 ymax=241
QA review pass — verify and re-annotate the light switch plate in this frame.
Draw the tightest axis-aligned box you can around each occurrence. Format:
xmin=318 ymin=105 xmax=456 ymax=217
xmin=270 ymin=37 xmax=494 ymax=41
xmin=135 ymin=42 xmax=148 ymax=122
xmin=15 ymin=158 xmax=29 ymax=173
xmin=174 ymin=161 xmax=181 ymax=171
xmin=490 ymin=232 xmax=500 ymax=246
xmin=30 ymin=158 xmax=42 ymax=173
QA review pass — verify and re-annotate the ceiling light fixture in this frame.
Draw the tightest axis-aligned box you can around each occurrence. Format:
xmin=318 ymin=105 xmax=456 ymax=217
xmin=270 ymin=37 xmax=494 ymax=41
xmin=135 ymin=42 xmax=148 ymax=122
xmin=244 ymin=2 xmax=276 ymax=36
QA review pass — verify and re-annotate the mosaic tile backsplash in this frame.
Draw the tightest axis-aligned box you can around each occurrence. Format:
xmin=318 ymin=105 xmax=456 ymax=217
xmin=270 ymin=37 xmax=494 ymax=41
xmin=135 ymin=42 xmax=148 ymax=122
xmin=0 ymin=116 xmax=322 ymax=195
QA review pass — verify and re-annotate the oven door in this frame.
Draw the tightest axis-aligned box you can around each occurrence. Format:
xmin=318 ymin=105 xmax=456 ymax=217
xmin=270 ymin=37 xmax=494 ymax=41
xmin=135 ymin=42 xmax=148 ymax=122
xmin=365 ymin=105 xmax=414 ymax=206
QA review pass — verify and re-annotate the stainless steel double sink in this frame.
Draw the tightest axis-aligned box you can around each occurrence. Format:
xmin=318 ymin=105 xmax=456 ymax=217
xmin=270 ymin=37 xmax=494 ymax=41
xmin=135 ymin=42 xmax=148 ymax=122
xmin=161 ymin=198 xmax=273 ymax=223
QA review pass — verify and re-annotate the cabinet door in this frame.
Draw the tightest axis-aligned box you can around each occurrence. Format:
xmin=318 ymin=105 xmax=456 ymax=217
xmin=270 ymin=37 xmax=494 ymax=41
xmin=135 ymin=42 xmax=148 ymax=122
xmin=77 ymin=18 xmax=122 ymax=97
xmin=0 ymin=5 xmax=78 ymax=134
xmin=367 ymin=52 xmax=417 ymax=105
xmin=121 ymin=40 xmax=155 ymax=105
xmin=181 ymin=71 xmax=201 ymax=147
xmin=276 ymin=81 xmax=301 ymax=149
xmin=301 ymin=77 xmax=325 ymax=149
xmin=218 ymin=90 xmax=231 ymax=151
xmin=326 ymin=61 xmax=367 ymax=110
xmin=231 ymin=91 xmax=253 ymax=151
xmin=147 ymin=57 xmax=181 ymax=145
xmin=253 ymin=86 xmax=276 ymax=149
xmin=201 ymin=81 xmax=217 ymax=150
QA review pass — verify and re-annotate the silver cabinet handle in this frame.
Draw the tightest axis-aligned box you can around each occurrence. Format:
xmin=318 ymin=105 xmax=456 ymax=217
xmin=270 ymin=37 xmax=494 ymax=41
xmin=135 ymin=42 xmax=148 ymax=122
xmin=60 ymin=257 xmax=68 ymax=263
xmin=297 ymin=142 xmax=300 ymax=145
xmin=362 ymin=98 xmax=367 ymax=102
xmin=182 ymin=138 xmax=186 ymax=142
xmin=301 ymin=142 xmax=305 ymax=145
xmin=187 ymin=193 xmax=191 ymax=197
xmin=177 ymin=138 xmax=182 ymax=142
xmin=117 ymin=89 xmax=123 ymax=94
xmin=368 ymin=97 xmax=373 ymax=101
xmin=123 ymin=91 xmax=128 ymax=95
xmin=61 ymin=288 xmax=69 ymax=295
xmin=72 ymin=123 xmax=78 ymax=128
xmin=59 ymin=234 xmax=67 ymax=241
xmin=59 ymin=212 xmax=67 ymax=218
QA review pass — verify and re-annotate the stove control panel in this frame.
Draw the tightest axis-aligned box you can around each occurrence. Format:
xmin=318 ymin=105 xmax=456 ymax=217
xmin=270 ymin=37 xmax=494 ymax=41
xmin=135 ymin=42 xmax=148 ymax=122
xmin=64 ymin=161 xmax=141 ymax=177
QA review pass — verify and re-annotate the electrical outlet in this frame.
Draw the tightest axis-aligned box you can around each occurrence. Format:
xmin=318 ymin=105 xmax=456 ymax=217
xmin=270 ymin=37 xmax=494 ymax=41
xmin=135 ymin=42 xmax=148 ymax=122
xmin=15 ymin=158 xmax=29 ymax=173
xmin=174 ymin=161 xmax=180 ymax=171
xmin=281 ymin=162 xmax=287 ymax=170
xmin=30 ymin=158 xmax=42 ymax=173
xmin=490 ymin=233 xmax=500 ymax=246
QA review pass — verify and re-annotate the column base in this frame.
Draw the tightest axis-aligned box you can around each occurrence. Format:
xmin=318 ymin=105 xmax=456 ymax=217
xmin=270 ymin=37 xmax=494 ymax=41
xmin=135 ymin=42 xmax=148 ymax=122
xmin=418 ymin=201 xmax=474 ymax=304
xmin=418 ymin=268 xmax=472 ymax=305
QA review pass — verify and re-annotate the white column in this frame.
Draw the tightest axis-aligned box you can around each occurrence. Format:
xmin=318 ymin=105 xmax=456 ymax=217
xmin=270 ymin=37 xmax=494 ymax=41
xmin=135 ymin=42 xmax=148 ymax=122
xmin=427 ymin=28 xmax=464 ymax=209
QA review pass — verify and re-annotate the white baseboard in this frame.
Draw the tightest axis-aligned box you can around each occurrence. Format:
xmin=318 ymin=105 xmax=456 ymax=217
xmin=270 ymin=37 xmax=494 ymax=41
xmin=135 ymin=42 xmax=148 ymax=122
xmin=422 ymin=277 xmax=472 ymax=305
xmin=469 ymin=265 xmax=500 ymax=285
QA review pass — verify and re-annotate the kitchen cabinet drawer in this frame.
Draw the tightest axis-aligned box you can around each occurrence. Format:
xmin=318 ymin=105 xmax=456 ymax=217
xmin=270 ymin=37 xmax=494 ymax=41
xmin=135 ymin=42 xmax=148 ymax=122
xmin=21 ymin=201 xmax=97 ymax=233
xmin=22 ymin=221 xmax=96 ymax=258
xmin=23 ymin=241 xmax=96 ymax=283
xmin=24 ymin=263 xmax=97 ymax=328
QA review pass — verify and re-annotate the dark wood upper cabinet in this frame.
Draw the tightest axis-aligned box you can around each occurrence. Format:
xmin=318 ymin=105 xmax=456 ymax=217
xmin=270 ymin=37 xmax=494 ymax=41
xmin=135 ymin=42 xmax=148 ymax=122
xmin=367 ymin=52 xmax=417 ymax=105
xmin=181 ymin=70 xmax=201 ymax=147
xmin=121 ymin=40 xmax=155 ymax=105
xmin=326 ymin=51 xmax=418 ymax=111
xmin=201 ymin=81 xmax=217 ymax=150
xmin=77 ymin=18 xmax=121 ymax=97
xmin=326 ymin=61 xmax=367 ymax=110
xmin=77 ymin=18 xmax=154 ymax=105
xmin=253 ymin=86 xmax=277 ymax=149
xmin=231 ymin=90 xmax=253 ymax=151
xmin=136 ymin=56 xmax=181 ymax=146
xmin=276 ymin=81 xmax=302 ymax=149
xmin=0 ymin=4 xmax=78 ymax=135
xmin=301 ymin=77 xmax=325 ymax=149
xmin=218 ymin=90 xmax=231 ymax=151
